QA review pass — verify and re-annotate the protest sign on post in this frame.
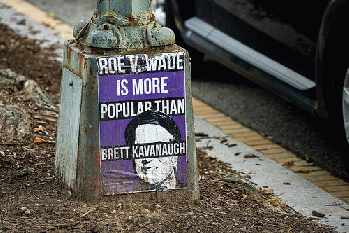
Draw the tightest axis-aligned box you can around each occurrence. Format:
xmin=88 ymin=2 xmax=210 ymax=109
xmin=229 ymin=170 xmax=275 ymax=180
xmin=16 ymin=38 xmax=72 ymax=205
xmin=55 ymin=0 xmax=199 ymax=201
xmin=98 ymin=52 xmax=188 ymax=194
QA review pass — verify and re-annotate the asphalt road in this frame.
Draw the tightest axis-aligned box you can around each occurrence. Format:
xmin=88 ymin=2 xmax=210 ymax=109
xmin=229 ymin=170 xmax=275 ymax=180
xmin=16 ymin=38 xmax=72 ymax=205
xmin=191 ymin=61 xmax=348 ymax=179
xmin=24 ymin=0 xmax=349 ymax=180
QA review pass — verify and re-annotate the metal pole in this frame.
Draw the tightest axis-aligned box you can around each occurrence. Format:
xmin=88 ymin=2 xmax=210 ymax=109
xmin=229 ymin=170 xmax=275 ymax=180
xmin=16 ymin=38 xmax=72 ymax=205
xmin=73 ymin=0 xmax=174 ymax=49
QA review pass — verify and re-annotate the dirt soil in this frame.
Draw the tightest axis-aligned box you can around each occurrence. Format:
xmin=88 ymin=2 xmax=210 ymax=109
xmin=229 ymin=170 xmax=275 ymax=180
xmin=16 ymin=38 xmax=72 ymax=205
xmin=0 ymin=23 xmax=337 ymax=232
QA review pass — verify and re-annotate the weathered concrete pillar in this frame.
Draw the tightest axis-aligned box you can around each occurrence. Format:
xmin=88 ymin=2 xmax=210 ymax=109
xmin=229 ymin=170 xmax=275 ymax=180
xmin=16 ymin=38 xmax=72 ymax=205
xmin=55 ymin=0 xmax=198 ymax=202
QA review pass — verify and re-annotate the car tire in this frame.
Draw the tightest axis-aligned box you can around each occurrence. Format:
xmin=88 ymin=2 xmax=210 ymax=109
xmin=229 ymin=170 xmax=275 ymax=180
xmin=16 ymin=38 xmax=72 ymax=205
xmin=329 ymin=65 xmax=349 ymax=170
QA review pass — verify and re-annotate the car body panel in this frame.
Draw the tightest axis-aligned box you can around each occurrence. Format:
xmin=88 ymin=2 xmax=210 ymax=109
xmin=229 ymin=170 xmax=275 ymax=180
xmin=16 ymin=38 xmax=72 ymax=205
xmin=168 ymin=0 xmax=348 ymax=118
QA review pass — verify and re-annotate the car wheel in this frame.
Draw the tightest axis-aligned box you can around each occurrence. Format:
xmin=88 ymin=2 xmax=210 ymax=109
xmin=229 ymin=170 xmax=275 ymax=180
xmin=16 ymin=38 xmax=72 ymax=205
xmin=342 ymin=69 xmax=349 ymax=147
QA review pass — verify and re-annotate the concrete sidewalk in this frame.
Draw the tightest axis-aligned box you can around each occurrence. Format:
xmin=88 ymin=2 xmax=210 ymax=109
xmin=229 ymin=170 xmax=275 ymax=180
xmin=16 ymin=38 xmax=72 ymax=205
xmin=1 ymin=0 xmax=349 ymax=231
xmin=194 ymin=113 xmax=349 ymax=232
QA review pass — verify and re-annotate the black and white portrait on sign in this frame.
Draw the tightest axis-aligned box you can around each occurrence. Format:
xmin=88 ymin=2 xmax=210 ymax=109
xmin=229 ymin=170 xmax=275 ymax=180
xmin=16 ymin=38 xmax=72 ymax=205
xmin=125 ymin=110 xmax=185 ymax=191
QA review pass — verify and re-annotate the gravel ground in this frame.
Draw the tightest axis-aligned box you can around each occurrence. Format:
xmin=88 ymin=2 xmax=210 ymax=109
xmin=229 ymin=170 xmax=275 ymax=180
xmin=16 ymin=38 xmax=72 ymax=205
xmin=0 ymin=22 xmax=338 ymax=232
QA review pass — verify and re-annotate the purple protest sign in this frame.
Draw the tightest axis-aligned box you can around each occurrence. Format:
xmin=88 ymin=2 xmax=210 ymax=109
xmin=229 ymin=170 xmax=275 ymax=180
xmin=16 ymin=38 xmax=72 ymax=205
xmin=98 ymin=53 xmax=187 ymax=194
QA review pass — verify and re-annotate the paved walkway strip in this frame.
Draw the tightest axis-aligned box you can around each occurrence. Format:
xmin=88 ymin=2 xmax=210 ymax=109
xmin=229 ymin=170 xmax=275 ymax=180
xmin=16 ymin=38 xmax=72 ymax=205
xmin=1 ymin=0 xmax=73 ymax=39
xmin=4 ymin=0 xmax=349 ymax=206
xmin=192 ymin=97 xmax=349 ymax=204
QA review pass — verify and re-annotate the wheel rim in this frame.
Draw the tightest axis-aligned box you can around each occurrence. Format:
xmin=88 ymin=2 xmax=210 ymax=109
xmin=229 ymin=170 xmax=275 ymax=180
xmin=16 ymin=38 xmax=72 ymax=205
xmin=151 ymin=0 xmax=166 ymax=26
xmin=343 ymin=68 xmax=349 ymax=141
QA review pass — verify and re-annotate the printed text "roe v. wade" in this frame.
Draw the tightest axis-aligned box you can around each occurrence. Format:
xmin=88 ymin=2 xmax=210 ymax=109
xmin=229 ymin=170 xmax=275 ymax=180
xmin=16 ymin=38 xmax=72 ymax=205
xmin=97 ymin=53 xmax=185 ymax=75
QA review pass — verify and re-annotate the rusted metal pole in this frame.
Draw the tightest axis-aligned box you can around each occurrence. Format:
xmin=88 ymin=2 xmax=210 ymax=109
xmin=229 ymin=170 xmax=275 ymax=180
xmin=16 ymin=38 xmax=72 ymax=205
xmin=55 ymin=0 xmax=198 ymax=202
xmin=73 ymin=0 xmax=174 ymax=49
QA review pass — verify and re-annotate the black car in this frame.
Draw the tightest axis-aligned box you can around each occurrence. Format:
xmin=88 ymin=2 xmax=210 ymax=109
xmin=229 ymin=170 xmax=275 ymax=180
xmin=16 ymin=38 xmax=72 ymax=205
xmin=152 ymin=0 xmax=349 ymax=151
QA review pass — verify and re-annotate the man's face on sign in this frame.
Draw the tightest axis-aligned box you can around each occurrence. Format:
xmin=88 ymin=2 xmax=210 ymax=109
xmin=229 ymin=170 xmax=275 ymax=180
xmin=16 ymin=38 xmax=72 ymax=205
xmin=134 ymin=124 xmax=178 ymax=184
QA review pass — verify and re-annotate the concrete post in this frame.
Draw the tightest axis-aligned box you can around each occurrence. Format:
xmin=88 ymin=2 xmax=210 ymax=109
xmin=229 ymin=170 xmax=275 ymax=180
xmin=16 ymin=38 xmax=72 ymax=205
xmin=55 ymin=0 xmax=199 ymax=201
